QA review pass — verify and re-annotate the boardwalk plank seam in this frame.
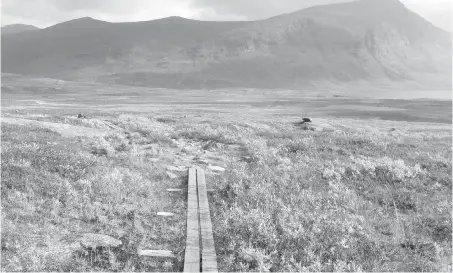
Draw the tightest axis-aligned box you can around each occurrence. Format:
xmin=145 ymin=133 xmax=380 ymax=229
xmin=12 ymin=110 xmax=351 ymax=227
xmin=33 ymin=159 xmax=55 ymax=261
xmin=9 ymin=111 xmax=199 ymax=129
xmin=197 ymin=168 xmax=219 ymax=273
xmin=183 ymin=167 xmax=218 ymax=273
xmin=183 ymin=167 xmax=200 ymax=272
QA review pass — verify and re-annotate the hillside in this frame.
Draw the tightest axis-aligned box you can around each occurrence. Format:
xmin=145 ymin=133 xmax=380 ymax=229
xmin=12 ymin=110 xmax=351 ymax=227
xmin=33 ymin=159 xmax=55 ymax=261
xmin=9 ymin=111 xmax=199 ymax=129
xmin=1 ymin=0 xmax=451 ymax=89
xmin=1 ymin=24 xmax=39 ymax=35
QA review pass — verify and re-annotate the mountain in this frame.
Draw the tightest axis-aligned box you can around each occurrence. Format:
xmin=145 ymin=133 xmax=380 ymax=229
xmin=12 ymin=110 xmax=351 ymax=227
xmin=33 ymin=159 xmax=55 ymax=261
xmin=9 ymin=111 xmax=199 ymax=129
xmin=1 ymin=0 xmax=451 ymax=89
xmin=1 ymin=24 xmax=40 ymax=35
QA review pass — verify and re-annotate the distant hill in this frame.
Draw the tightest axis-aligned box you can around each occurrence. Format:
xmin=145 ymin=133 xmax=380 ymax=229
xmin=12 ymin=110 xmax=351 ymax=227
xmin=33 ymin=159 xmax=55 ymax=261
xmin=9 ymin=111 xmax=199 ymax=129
xmin=1 ymin=0 xmax=451 ymax=89
xmin=1 ymin=24 xmax=39 ymax=35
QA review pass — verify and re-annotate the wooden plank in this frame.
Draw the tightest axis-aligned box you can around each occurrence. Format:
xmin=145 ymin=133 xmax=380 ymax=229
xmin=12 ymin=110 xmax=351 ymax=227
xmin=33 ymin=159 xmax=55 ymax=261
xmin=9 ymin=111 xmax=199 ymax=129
xmin=157 ymin=212 xmax=175 ymax=217
xmin=138 ymin=249 xmax=175 ymax=258
xmin=167 ymin=188 xmax=183 ymax=192
xmin=197 ymin=168 xmax=218 ymax=273
xmin=184 ymin=167 xmax=200 ymax=272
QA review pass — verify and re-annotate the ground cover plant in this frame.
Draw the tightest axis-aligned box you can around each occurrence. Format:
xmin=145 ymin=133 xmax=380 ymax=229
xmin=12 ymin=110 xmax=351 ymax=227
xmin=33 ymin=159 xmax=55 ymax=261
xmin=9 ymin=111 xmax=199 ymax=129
xmin=206 ymin=118 xmax=452 ymax=272
xmin=1 ymin=105 xmax=451 ymax=272
xmin=1 ymin=113 xmax=187 ymax=272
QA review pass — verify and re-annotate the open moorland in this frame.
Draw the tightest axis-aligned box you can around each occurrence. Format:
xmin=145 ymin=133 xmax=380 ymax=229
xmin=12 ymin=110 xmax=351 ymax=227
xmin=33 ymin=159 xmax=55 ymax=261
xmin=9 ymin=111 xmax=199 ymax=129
xmin=1 ymin=0 xmax=452 ymax=271
xmin=1 ymin=75 xmax=451 ymax=272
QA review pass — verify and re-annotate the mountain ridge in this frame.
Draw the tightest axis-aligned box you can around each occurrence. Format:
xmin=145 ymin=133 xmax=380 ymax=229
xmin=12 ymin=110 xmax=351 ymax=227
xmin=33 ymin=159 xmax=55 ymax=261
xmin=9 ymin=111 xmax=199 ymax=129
xmin=1 ymin=24 xmax=40 ymax=35
xmin=1 ymin=0 xmax=451 ymax=90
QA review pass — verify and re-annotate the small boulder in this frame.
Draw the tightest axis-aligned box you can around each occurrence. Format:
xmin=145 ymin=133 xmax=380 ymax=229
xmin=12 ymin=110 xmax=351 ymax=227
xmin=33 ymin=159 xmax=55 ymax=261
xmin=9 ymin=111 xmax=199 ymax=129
xmin=77 ymin=113 xmax=85 ymax=119
xmin=389 ymin=128 xmax=396 ymax=132
xmin=301 ymin=117 xmax=312 ymax=123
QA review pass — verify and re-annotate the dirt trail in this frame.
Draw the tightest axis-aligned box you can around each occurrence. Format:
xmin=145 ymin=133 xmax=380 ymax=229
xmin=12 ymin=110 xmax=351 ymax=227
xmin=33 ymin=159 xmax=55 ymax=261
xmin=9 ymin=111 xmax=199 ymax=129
xmin=150 ymin=137 xmax=249 ymax=180
xmin=158 ymin=139 xmax=230 ymax=176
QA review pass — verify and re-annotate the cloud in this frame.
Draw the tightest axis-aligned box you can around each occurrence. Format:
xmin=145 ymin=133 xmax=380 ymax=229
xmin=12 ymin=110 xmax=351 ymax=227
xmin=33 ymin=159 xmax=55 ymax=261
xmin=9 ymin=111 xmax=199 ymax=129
xmin=0 ymin=0 xmax=355 ymax=27
xmin=402 ymin=0 xmax=451 ymax=30
xmin=189 ymin=0 xmax=451 ymax=30
xmin=0 ymin=0 xmax=450 ymax=31
xmin=190 ymin=0 xmax=352 ymax=20
xmin=1 ymin=0 xmax=198 ymax=27
xmin=49 ymin=0 xmax=136 ymax=12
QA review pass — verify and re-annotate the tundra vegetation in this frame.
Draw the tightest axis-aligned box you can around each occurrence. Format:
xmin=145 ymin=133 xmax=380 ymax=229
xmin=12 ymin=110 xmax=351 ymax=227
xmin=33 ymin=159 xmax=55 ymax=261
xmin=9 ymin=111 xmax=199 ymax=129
xmin=1 ymin=105 xmax=451 ymax=272
xmin=1 ymin=0 xmax=451 ymax=270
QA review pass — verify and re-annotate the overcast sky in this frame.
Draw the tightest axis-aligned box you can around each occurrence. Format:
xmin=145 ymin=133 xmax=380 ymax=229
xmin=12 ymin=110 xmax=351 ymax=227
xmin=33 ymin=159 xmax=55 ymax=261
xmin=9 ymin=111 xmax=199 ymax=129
xmin=1 ymin=0 xmax=451 ymax=31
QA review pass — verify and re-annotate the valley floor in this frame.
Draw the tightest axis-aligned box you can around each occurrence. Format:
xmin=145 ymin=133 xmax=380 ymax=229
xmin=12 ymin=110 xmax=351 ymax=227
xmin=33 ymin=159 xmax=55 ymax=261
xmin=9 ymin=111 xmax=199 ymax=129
xmin=1 ymin=77 xmax=451 ymax=271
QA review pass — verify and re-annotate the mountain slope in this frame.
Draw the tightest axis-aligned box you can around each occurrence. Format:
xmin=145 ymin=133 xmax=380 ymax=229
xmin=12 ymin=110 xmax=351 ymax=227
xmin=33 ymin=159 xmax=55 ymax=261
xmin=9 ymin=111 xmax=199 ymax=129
xmin=1 ymin=24 xmax=40 ymax=35
xmin=1 ymin=16 xmax=250 ymax=77
xmin=1 ymin=0 xmax=451 ymax=89
xmin=190 ymin=0 xmax=451 ymax=86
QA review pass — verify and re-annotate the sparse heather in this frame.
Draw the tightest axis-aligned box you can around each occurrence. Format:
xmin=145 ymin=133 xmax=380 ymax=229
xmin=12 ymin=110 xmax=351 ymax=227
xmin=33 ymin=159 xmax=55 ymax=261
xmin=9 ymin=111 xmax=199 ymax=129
xmin=205 ymin=118 xmax=452 ymax=272
xmin=1 ymin=108 xmax=451 ymax=272
xmin=1 ymin=116 xmax=186 ymax=272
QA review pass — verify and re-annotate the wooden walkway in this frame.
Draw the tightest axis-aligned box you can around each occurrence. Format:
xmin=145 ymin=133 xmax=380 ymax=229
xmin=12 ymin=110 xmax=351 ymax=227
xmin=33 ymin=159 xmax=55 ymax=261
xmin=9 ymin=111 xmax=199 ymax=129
xmin=184 ymin=167 xmax=218 ymax=273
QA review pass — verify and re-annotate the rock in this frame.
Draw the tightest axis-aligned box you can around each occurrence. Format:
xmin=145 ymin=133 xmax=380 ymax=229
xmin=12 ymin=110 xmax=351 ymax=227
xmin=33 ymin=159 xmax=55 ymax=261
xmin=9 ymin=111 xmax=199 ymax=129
xmin=166 ymin=171 xmax=178 ymax=179
xmin=301 ymin=117 xmax=312 ymax=123
xmin=389 ymin=128 xmax=396 ymax=132
xmin=208 ymin=165 xmax=225 ymax=172
xmin=78 ymin=233 xmax=121 ymax=249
